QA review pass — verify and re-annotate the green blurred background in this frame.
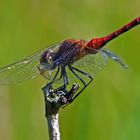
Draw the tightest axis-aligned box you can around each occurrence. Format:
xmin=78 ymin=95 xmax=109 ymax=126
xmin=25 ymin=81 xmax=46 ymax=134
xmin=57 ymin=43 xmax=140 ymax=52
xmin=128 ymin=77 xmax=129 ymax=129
xmin=0 ymin=0 xmax=140 ymax=140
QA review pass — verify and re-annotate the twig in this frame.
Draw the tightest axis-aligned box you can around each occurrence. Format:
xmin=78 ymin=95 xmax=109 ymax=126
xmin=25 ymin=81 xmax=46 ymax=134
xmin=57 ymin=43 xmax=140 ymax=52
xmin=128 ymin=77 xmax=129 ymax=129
xmin=42 ymin=83 xmax=80 ymax=140
xmin=47 ymin=113 xmax=60 ymax=140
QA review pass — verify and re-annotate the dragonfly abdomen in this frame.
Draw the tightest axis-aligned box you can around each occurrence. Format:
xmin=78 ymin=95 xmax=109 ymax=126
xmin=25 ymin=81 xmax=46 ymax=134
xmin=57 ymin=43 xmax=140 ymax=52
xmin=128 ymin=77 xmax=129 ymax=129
xmin=104 ymin=16 xmax=140 ymax=43
xmin=87 ymin=16 xmax=140 ymax=51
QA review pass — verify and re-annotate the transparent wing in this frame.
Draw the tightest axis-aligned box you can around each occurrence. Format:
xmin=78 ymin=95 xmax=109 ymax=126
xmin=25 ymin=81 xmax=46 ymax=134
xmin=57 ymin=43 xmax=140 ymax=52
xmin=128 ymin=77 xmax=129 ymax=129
xmin=72 ymin=49 xmax=108 ymax=78
xmin=71 ymin=48 xmax=127 ymax=80
xmin=0 ymin=44 xmax=60 ymax=85
xmin=101 ymin=49 xmax=128 ymax=69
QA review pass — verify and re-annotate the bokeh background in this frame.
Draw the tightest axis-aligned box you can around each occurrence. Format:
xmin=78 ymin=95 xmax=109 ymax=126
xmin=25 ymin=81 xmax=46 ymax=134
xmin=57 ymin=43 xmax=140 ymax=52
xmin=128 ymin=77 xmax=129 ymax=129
xmin=0 ymin=0 xmax=140 ymax=140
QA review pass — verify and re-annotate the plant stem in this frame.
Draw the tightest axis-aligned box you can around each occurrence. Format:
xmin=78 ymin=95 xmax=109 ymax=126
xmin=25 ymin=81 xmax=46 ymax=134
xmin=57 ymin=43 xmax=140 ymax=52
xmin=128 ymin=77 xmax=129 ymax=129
xmin=42 ymin=83 xmax=80 ymax=140
xmin=47 ymin=113 xmax=60 ymax=140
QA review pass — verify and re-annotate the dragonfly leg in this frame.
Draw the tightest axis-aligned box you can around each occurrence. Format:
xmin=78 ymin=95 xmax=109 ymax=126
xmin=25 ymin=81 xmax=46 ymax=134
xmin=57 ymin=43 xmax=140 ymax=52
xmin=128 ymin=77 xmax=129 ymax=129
xmin=50 ymin=65 xmax=61 ymax=84
xmin=68 ymin=65 xmax=93 ymax=103
xmin=55 ymin=67 xmax=63 ymax=81
xmin=55 ymin=66 xmax=69 ymax=91
xmin=42 ymin=65 xmax=60 ymax=92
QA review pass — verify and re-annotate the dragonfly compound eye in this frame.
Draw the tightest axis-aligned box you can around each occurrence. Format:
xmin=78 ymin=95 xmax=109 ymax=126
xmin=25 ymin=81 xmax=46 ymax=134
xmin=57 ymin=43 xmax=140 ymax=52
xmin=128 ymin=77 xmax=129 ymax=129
xmin=40 ymin=49 xmax=56 ymax=70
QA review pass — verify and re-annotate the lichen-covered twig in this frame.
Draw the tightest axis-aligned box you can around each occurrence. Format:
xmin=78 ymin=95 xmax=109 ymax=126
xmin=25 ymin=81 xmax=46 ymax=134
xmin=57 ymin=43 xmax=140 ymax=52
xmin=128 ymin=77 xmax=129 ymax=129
xmin=42 ymin=83 xmax=80 ymax=140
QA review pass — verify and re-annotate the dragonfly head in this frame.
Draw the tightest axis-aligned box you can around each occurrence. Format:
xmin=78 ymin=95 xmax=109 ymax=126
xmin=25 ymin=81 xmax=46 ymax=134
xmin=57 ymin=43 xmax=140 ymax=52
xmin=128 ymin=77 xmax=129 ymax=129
xmin=40 ymin=49 xmax=57 ymax=70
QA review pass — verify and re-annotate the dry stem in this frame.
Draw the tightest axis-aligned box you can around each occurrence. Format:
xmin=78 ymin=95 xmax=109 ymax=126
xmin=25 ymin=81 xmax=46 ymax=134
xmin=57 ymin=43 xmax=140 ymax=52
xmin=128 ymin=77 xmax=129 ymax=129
xmin=42 ymin=83 xmax=79 ymax=140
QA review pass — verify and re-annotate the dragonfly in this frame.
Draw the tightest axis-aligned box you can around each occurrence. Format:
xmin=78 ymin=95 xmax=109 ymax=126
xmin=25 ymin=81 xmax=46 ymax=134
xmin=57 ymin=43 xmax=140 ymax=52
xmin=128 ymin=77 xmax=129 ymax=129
xmin=0 ymin=16 xmax=139 ymax=103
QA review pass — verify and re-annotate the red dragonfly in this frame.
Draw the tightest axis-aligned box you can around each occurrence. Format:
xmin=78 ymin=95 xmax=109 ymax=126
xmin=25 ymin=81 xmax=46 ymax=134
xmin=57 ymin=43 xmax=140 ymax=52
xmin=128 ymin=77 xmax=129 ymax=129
xmin=0 ymin=17 xmax=139 ymax=102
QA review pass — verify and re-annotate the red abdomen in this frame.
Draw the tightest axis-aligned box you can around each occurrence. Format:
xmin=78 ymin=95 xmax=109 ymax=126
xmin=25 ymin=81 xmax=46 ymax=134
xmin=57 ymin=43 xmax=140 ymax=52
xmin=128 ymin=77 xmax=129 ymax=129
xmin=87 ymin=16 xmax=140 ymax=52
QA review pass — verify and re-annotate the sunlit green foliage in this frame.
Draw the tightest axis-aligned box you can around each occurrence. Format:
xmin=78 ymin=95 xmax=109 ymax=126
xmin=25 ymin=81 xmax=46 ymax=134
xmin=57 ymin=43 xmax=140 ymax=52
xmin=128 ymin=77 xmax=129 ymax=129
xmin=0 ymin=0 xmax=140 ymax=140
